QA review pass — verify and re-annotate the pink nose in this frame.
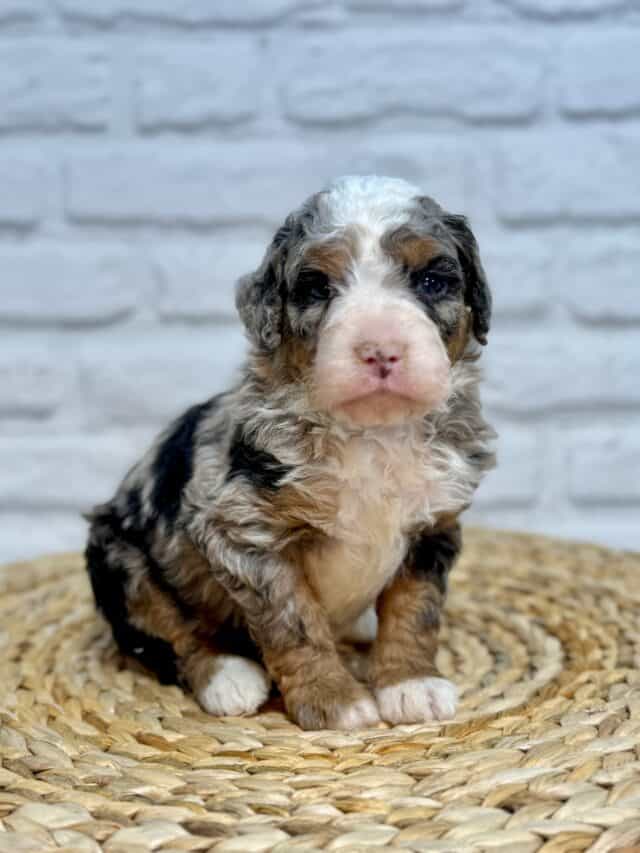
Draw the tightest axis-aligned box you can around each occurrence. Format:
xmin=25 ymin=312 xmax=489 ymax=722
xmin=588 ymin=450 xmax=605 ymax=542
xmin=355 ymin=341 xmax=406 ymax=379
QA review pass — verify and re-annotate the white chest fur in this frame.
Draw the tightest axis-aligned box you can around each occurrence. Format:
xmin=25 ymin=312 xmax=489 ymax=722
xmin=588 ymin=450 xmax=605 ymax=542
xmin=303 ymin=426 xmax=467 ymax=635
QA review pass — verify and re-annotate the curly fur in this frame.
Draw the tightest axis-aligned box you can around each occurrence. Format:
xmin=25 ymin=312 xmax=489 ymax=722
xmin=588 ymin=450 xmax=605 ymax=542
xmin=86 ymin=175 xmax=496 ymax=730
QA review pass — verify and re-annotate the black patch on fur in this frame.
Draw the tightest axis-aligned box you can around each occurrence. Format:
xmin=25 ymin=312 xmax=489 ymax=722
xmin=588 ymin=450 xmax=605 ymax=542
xmin=85 ymin=530 xmax=179 ymax=685
xmin=110 ymin=491 xmax=194 ymax=622
xmin=213 ymin=618 xmax=263 ymax=662
xmin=227 ymin=426 xmax=290 ymax=491
xmin=291 ymin=269 xmax=332 ymax=309
xmin=150 ymin=398 xmax=215 ymax=526
xmin=123 ymin=485 xmax=144 ymax=528
xmin=442 ymin=214 xmax=492 ymax=345
xmin=408 ymin=525 xmax=462 ymax=596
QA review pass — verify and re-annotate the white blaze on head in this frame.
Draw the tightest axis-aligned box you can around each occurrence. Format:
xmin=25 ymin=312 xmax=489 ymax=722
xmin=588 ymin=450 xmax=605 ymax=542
xmin=310 ymin=179 xmax=452 ymax=427
xmin=323 ymin=175 xmax=422 ymax=230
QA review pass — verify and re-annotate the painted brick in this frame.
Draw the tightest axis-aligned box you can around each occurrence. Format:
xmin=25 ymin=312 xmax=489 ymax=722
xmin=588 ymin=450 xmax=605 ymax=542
xmin=346 ymin=0 xmax=465 ymax=8
xmin=153 ymin=234 xmax=269 ymax=321
xmin=481 ymin=234 xmax=550 ymax=319
xmin=2 ymin=6 xmax=640 ymax=562
xmin=66 ymin=144 xmax=318 ymax=226
xmin=339 ymin=136 xmax=471 ymax=214
xmin=483 ymin=331 xmax=640 ymax=413
xmin=569 ymin=430 xmax=640 ymax=504
xmin=497 ymin=132 xmax=640 ymax=223
xmin=283 ymin=31 xmax=542 ymax=124
xmin=0 ymin=344 xmax=71 ymax=418
xmin=135 ymin=42 xmax=261 ymax=131
xmin=0 ymin=246 xmax=146 ymax=325
xmin=347 ymin=0 xmax=462 ymax=9
xmin=500 ymin=0 xmax=625 ymax=17
xmin=474 ymin=427 xmax=540 ymax=508
xmin=0 ymin=2 xmax=43 ymax=24
xmin=0 ymin=159 xmax=45 ymax=227
xmin=66 ymin=137 xmax=470 ymax=225
xmin=0 ymin=512 xmax=86 ymax=563
xmin=0 ymin=431 xmax=154 ymax=511
xmin=79 ymin=329 xmax=248 ymax=427
xmin=56 ymin=0 xmax=302 ymax=25
xmin=0 ymin=42 xmax=108 ymax=131
xmin=559 ymin=243 xmax=640 ymax=325
xmin=560 ymin=32 xmax=640 ymax=117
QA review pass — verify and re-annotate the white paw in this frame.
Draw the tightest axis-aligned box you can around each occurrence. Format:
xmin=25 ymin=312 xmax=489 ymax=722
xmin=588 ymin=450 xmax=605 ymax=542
xmin=375 ymin=676 xmax=458 ymax=725
xmin=340 ymin=607 xmax=378 ymax=644
xmin=332 ymin=695 xmax=381 ymax=730
xmin=197 ymin=655 xmax=271 ymax=717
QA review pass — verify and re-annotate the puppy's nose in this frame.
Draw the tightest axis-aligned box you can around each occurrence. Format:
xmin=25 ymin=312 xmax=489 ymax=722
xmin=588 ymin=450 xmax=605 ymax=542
xmin=355 ymin=341 xmax=406 ymax=379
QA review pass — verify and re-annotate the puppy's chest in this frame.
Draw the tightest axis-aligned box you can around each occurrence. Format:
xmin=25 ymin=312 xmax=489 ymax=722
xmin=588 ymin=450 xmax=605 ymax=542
xmin=302 ymin=434 xmax=440 ymax=630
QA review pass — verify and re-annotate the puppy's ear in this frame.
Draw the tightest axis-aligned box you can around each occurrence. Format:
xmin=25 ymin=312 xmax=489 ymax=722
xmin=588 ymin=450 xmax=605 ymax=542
xmin=443 ymin=214 xmax=492 ymax=345
xmin=236 ymin=219 xmax=293 ymax=351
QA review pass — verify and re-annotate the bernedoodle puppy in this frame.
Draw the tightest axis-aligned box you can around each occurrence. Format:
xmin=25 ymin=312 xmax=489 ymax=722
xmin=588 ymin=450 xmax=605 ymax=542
xmin=86 ymin=175 xmax=496 ymax=730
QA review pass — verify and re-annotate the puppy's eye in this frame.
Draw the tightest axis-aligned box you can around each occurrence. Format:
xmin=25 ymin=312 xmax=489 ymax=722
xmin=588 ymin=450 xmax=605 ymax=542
xmin=413 ymin=270 xmax=449 ymax=298
xmin=411 ymin=260 xmax=459 ymax=300
xmin=295 ymin=270 xmax=332 ymax=304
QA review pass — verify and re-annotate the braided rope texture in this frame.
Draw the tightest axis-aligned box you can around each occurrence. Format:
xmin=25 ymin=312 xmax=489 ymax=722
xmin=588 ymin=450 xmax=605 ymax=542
xmin=1 ymin=529 xmax=639 ymax=853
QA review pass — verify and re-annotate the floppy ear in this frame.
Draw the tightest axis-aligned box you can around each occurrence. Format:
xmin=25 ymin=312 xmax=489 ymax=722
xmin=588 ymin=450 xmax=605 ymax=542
xmin=235 ymin=219 xmax=293 ymax=352
xmin=443 ymin=214 xmax=492 ymax=345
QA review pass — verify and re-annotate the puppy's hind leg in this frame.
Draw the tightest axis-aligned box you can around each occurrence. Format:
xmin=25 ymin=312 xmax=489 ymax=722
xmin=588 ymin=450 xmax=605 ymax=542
xmin=86 ymin=509 xmax=182 ymax=686
xmin=127 ymin=576 xmax=272 ymax=717
xmin=86 ymin=512 xmax=270 ymax=717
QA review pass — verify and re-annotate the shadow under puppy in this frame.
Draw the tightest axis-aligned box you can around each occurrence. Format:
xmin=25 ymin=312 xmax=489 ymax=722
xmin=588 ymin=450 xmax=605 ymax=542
xmin=86 ymin=176 xmax=496 ymax=730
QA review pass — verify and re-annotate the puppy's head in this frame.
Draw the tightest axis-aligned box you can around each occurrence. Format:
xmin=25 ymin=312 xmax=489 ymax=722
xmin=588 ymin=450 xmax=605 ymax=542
xmin=237 ymin=176 xmax=491 ymax=428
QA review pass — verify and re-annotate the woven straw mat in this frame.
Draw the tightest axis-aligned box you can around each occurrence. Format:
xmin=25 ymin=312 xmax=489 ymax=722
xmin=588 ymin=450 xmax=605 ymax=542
xmin=1 ymin=528 xmax=639 ymax=853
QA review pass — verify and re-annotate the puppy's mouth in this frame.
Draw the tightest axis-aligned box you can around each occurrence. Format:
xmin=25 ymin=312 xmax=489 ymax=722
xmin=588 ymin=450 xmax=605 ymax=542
xmin=337 ymin=385 xmax=414 ymax=407
xmin=332 ymin=389 xmax=434 ymax=428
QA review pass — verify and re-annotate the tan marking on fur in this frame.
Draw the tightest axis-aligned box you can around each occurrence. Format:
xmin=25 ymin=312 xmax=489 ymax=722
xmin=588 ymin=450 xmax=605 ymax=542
xmin=251 ymin=337 xmax=316 ymax=389
xmin=446 ymin=306 xmax=472 ymax=364
xmin=382 ymin=228 xmax=442 ymax=270
xmin=372 ymin=573 xmax=443 ymax=689
xmin=270 ymin=477 xmax=338 ymax=536
xmin=433 ymin=509 xmax=464 ymax=532
xmin=303 ymin=230 xmax=359 ymax=281
xmin=127 ymin=576 xmax=199 ymax=658
xmin=277 ymin=338 xmax=316 ymax=383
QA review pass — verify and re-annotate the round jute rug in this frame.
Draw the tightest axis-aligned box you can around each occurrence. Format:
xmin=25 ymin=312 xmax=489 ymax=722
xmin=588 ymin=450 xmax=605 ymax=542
xmin=1 ymin=529 xmax=639 ymax=853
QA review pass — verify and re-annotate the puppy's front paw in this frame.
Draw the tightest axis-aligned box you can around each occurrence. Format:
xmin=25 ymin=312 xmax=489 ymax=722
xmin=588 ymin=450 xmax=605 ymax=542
xmin=196 ymin=655 xmax=271 ymax=717
xmin=375 ymin=676 xmax=457 ymax=725
xmin=331 ymin=695 xmax=381 ymax=730
xmin=287 ymin=679 xmax=380 ymax=731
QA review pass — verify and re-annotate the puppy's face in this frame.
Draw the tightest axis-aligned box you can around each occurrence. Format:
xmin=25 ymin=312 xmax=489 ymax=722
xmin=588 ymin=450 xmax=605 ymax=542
xmin=237 ymin=177 xmax=491 ymax=428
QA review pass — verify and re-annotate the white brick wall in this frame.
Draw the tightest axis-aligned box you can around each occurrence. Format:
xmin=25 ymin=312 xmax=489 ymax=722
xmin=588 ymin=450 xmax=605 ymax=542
xmin=1 ymin=0 xmax=639 ymax=562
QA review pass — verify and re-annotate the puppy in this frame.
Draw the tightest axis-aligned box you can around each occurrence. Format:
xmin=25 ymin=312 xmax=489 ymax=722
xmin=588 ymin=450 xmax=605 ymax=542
xmin=86 ymin=176 xmax=495 ymax=730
